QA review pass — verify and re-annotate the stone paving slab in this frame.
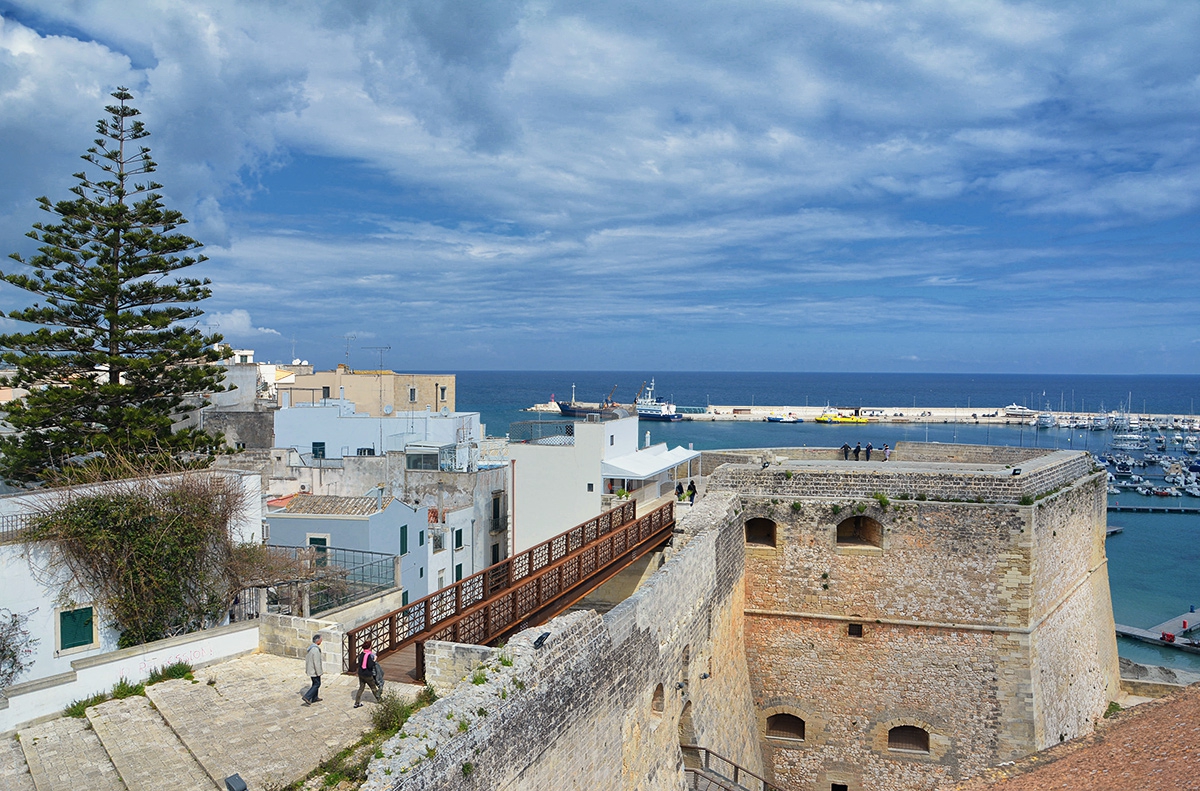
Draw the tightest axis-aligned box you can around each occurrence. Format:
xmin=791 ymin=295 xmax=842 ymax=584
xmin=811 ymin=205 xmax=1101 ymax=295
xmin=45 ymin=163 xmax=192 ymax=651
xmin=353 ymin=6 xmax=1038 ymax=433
xmin=0 ymin=735 xmax=37 ymax=791
xmin=145 ymin=653 xmax=389 ymax=789
xmin=87 ymin=695 xmax=218 ymax=791
xmin=19 ymin=715 xmax=126 ymax=791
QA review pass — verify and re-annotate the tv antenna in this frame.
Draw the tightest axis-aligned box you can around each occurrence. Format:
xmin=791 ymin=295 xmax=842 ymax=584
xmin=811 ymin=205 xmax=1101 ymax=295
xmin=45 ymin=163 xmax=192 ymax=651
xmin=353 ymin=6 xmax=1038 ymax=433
xmin=362 ymin=345 xmax=391 ymax=370
xmin=342 ymin=334 xmax=356 ymax=366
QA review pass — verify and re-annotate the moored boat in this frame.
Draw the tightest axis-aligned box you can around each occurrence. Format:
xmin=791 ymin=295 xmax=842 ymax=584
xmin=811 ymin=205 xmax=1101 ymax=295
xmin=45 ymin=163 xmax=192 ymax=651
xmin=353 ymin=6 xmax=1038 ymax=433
xmin=635 ymin=379 xmax=682 ymax=422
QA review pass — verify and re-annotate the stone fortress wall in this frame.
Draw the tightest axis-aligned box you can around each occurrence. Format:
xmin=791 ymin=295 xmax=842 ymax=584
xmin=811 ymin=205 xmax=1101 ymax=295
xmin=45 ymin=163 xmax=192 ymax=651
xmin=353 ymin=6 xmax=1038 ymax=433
xmin=717 ymin=444 xmax=1118 ymax=790
xmin=361 ymin=443 xmax=1117 ymax=791
xmin=362 ymin=491 xmax=762 ymax=791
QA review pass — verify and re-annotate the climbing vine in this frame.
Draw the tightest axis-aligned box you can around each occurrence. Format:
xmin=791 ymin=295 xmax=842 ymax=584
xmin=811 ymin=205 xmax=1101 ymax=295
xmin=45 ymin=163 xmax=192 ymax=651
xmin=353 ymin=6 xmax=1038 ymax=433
xmin=25 ymin=472 xmax=246 ymax=648
xmin=0 ymin=608 xmax=39 ymax=687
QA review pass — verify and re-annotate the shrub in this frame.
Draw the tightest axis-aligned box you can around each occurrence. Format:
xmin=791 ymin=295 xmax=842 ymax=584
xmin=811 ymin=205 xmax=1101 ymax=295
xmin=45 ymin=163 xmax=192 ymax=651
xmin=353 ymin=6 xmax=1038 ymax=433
xmin=111 ymin=677 xmax=144 ymax=699
xmin=916 ymin=492 xmax=927 ymax=501
xmin=872 ymin=492 xmax=890 ymax=511
xmin=790 ymin=501 xmax=803 ymax=512
xmin=784 ymin=470 xmax=793 ymax=480
xmin=830 ymin=504 xmax=841 ymax=515
xmin=147 ymin=661 xmax=194 ymax=685
xmin=462 ymin=762 xmax=475 ymax=777
xmin=1104 ymin=701 xmax=1122 ymax=718
xmin=417 ymin=684 xmax=438 ymax=705
xmin=1019 ymin=495 xmax=1035 ymax=506
xmin=499 ymin=651 xmax=514 ymax=667
xmin=65 ymin=691 xmax=110 ymax=717
xmin=371 ymin=690 xmax=415 ymax=734
xmin=471 ymin=669 xmax=487 ymax=685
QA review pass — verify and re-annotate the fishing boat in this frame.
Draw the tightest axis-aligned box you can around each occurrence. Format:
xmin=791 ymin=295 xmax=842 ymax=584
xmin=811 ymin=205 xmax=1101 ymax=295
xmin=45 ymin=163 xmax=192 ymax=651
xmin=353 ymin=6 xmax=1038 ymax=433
xmin=765 ymin=414 xmax=801 ymax=424
xmin=1091 ymin=414 xmax=1109 ymax=431
xmin=815 ymin=410 xmax=868 ymax=424
xmin=556 ymin=384 xmax=622 ymax=418
xmin=635 ymin=379 xmax=682 ymax=422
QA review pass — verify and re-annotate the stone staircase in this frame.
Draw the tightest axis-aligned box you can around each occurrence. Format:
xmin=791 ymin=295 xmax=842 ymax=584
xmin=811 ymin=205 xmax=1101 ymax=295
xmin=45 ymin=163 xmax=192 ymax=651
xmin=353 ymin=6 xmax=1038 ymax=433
xmin=8 ymin=654 xmax=410 ymax=791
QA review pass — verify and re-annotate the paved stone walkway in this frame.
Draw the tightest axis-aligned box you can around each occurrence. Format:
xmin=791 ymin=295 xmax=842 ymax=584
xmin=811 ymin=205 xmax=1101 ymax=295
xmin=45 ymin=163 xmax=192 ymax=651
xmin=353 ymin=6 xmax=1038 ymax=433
xmin=87 ymin=695 xmax=217 ymax=791
xmin=0 ymin=734 xmax=37 ymax=791
xmin=145 ymin=654 xmax=384 ymax=789
xmin=19 ymin=715 xmax=126 ymax=791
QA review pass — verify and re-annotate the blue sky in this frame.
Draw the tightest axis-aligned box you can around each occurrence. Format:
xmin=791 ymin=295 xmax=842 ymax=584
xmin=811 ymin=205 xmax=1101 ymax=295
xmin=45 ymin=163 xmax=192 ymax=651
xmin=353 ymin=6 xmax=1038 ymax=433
xmin=0 ymin=1 xmax=1198 ymax=373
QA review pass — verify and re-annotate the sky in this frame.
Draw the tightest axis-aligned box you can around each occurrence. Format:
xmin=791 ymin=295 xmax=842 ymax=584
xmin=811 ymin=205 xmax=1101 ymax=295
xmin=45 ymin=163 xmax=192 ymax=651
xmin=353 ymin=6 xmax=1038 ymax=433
xmin=0 ymin=1 xmax=1198 ymax=374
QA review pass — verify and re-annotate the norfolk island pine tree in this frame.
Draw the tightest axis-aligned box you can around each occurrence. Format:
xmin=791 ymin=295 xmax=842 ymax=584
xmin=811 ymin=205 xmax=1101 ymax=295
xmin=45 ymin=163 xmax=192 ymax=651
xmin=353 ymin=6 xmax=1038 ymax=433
xmin=0 ymin=88 xmax=227 ymax=483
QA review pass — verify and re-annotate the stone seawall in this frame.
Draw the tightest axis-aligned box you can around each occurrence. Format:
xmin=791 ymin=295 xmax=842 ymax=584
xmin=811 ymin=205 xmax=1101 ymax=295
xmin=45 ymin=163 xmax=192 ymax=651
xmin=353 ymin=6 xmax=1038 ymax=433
xmin=361 ymin=491 xmax=762 ymax=791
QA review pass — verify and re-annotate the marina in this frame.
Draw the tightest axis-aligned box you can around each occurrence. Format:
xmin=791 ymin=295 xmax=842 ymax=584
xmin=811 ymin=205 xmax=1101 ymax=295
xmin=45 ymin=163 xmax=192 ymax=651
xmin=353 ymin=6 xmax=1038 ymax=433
xmin=1116 ymin=609 xmax=1200 ymax=655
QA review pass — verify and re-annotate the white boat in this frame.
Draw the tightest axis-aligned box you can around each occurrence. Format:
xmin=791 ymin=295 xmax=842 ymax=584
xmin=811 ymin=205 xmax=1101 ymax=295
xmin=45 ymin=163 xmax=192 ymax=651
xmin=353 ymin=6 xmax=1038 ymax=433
xmin=1004 ymin=404 xmax=1036 ymax=417
xmin=1111 ymin=414 xmax=1130 ymax=431
xmin=1091 ymin=415 xmax=1109 ymax=431
xmin=1036 ymin=412 xmax=1056 ymax=429
xmin=1111 ymin=434 xmax=1146 ymax=451
xmin=1174 ymin=433 xmax=1184 ymax=444
xmin=1186 ymin=442 xmax=1199 ymax=456
xmin=635 ymin=379 xmax=682 ymax=422
xmin=1185 ymin=486 xmax=1200 ymax=497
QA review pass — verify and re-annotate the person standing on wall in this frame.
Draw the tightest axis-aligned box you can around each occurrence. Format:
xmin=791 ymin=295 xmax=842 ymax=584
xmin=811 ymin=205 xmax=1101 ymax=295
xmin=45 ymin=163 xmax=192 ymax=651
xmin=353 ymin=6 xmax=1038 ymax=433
xmin=884 ymin=444 xmax=891 ymax=461
xmin=302 ymin=634 xmax=323 ymax=705
xmin=841 ymin=442 xmax=851 ymax=460
xmin=853 ymin=442 xmax=861 ymax=461
xmin=676 ymin=481 xmax=684 ymax=500
xmin=687 ymin=480 xmax=698 ymax=505
xmin=354 ymin=639 xmax=381 ymax=707
xmin=865 ymin=442 xmax=873 ymax=461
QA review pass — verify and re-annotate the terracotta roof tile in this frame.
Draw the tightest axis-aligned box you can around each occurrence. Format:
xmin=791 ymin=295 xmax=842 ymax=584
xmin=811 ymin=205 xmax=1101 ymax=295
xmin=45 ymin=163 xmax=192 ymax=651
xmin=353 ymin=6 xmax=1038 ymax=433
xmin=283 ymin=495 xmax=385 ymax=516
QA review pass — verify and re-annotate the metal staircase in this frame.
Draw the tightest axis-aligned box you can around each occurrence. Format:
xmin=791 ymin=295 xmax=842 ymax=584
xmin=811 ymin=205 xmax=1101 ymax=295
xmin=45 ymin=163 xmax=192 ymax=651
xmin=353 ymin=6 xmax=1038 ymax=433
xmin=681 ymin=744 xmax=784 ymax=791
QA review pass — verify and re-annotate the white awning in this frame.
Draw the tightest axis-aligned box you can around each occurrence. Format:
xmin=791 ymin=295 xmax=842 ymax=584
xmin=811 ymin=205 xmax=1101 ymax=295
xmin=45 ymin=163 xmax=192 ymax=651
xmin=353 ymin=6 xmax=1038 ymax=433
xmin=601 ymin=444 xmax=700 ymax=481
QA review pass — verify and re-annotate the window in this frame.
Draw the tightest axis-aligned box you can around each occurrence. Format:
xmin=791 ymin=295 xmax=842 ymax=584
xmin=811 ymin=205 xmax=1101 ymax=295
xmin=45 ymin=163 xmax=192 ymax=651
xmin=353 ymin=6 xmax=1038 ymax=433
xmin=440 ymin=386 xmax=447 ymax=400
xmin=409 ymin=387 xmax=418 ymax=402
xmin=766 ymin=713 xmax=806 ymax=741
xmin=400 ymin=525 xmax=408 ymax=555
xmin=832 ymin=785 xmax=849 ymax=791
xmin=848 ymin=623 xmax=863 ymax=637
xmin=888 ymin=726 xmax=930 ymax=753
xmin=420 ymin=529 xmax=427 ymax=546
xmin=308 ymin=535 xmax=329 ymax=567
xmin=356 ymin=447 xmax=375 ymax=456
xmin=321 ymin=386 xmax=330 ymax=399
xmin=402 ymin=591 xmax=409 ymax=606
xmin=836 ymin=515 xmax=883 ymax=547
xmin=239 ymin=355 xmax=249 ymax=364
xmin=59 ymin=606 xmax=95 ymax=652
xmin=419 ymin=567 xmax=424 ymax=578
xmin=311 ymin=441 xmax=326 ymax=459
xmin=609 ymin=435 xmax=614 ymax=446
xmin=492 ymin=544 xmax=501 ymax=564
xmin=587 ymin=483 xmax=594 ymax=492
xmin=455 ymin=563 xmax=463 ymax=581
xmin=235 ymin=442 xmax=245 ymax=450
xmin=406 ymin=453 xmax=438 ymax=471
xmin=745 ymin=518 xmax=777 ymax=547
xmin=651 ymin=684 xmax=665 ymax=716
xmin=437 ymin=570 xmax=444 ymax=589
xmin=454 ymin=528 xmax=463 ymax=549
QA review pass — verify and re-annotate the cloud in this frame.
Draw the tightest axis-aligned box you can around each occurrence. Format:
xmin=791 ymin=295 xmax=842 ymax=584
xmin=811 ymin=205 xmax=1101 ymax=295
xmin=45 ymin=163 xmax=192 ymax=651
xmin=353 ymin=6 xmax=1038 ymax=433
xmin=1 ymin=1 xmax=1199 ymax=372
xmin=204 ymin=309 xmax=281 ymax=338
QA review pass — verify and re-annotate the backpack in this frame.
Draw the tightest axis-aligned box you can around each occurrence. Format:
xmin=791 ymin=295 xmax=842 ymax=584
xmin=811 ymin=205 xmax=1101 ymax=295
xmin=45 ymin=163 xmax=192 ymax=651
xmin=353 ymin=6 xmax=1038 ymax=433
xmin=373 ymin=657 xmax=385 ymax=692
xmin=356 ymin=650 xmax=376 ymax=679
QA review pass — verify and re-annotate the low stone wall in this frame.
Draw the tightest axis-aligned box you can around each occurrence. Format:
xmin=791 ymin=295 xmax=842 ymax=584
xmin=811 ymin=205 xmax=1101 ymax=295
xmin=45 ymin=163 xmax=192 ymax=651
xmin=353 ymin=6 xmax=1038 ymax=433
xmin=259 ymin=613 xmax=345 ymax=676
xmin=359 ymin=491 xmax=763 ymax=791
xmin=424 ymin=642 xmax=499 ymax=696
xmin=0 ymin=621 xmax=259 ymax=735
xmin=709 ymin=450 xmax=1094 ymax=505
xmin=892 ymin=442 xmax=1045 ymax=465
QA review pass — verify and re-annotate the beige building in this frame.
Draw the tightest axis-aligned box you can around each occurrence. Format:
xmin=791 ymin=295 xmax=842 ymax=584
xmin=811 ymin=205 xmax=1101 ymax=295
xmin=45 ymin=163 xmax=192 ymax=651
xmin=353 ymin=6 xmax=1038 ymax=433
xmin=278 ymin=365 xmax=455 ymax=416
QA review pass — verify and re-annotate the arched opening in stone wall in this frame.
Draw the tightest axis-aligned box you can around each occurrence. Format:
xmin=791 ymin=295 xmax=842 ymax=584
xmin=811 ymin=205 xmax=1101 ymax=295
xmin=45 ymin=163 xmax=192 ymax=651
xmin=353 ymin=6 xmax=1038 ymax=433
xmin=678 ymin=701 xmax=695 ymax=745
xmin=887 ymin=725 xmax=930 ymax=753
xmin=766 ymin=713 xmax=806 ymax=742
xmin=836 ymin=515 xmax=882 ymax=547
xmin=651 ymin=684 xmax=665 ymax=717
xmin=745 ymin=517 xmax=777 ymax=547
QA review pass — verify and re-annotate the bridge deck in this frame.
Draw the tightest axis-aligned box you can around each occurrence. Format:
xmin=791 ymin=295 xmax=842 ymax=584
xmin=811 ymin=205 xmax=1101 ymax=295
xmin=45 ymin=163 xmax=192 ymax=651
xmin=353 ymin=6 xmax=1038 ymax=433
xmin=343 ymin=499 xmax=676 ymax=678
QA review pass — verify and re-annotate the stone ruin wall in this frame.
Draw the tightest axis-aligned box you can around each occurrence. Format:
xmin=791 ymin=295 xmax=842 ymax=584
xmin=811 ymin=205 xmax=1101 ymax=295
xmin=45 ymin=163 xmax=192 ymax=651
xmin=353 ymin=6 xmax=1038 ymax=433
xmin=361 ymin=491 xmax=761 ymax=791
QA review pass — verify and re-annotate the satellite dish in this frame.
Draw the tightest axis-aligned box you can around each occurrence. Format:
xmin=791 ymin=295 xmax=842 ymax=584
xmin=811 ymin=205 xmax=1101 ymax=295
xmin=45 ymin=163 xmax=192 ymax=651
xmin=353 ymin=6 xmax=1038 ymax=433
xmin=441 ymin=406 xmax=449 ymax=415
xmin=384 ymin=405 xmax=394 ymax=415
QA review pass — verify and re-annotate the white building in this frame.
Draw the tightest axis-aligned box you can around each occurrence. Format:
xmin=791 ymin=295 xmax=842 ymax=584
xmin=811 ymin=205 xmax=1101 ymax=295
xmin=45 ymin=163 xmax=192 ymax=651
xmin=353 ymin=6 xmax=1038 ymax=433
xmin=506 ymin=413 xmax=699 ymax=553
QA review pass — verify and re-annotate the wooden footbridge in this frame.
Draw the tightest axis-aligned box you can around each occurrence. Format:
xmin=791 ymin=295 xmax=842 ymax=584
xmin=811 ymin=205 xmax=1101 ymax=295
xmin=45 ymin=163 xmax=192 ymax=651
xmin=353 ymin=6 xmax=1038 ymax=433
xmin=343 ymin=499 xmax=676 ymax=679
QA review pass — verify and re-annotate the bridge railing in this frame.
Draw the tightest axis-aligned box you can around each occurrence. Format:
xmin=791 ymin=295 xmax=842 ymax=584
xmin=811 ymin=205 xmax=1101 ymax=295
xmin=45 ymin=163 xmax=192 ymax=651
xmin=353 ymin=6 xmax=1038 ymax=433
xmin=681 ymin=745 xmax=781 ymax=791
xmin=343 ymin=499 xmax=675 ymax=673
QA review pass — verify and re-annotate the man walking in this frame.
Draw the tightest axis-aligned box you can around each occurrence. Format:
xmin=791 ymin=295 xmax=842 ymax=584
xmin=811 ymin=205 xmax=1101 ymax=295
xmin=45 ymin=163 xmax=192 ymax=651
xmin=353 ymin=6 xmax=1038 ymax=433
xmin=302 ymin=633 xmax=323 ymax=705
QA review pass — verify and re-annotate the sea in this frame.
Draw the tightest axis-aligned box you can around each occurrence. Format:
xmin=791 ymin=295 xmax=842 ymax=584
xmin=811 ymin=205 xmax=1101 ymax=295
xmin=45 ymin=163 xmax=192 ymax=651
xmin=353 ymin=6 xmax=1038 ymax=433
xmin=456 ymin=371 xmax=1200 ymax=674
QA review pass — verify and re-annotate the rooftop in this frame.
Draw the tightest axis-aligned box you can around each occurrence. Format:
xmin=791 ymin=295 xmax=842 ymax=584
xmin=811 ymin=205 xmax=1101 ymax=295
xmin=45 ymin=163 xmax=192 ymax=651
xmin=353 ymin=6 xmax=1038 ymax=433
xmin=281 ymin=494 xmax=386 ymax=516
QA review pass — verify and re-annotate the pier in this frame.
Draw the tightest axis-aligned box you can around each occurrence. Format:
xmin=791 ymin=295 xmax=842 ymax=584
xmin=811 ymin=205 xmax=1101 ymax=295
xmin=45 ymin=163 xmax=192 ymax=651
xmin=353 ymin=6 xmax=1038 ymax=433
xmin=1107 ymin=505 xmax=1200 ymax=514
xmin=1116 ymin=609 xmax=1200 ymax=654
